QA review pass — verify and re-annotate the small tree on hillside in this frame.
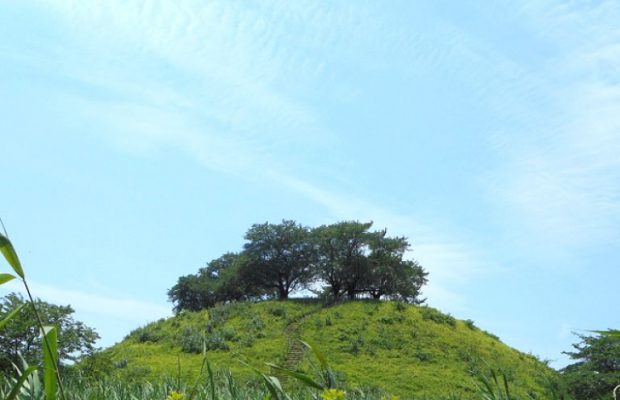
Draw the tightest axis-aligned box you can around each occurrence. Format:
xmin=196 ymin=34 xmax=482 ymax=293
xmin=243 ymin=220 xmax=316 ymax=300
xmin=168 ymin=252 xmax=267 ymax=313
xmin=313 ymin=221 xmax=374 ymax=300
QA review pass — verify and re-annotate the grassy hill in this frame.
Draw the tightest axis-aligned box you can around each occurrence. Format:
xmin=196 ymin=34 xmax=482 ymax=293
xmin=96 ymin=300 xmax=556 ymax=399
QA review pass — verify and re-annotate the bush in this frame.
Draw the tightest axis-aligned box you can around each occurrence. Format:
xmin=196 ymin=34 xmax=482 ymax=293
xmin=394 ymin=301 xmax=407 ymax=312
xmin=135 ymin=327 xmax=162 ymax=343
xmin=268 ymin=306 xmax=287 ymax=317
xmin=204 ymin=333 xmax=230 ymax=351
xmin=420 ymin=307 xmax=456 ymax=327
xmin=464 ymin=319 xmax=476 ymax=330
xmin=180 ymin=328 xmax=203 ymax=353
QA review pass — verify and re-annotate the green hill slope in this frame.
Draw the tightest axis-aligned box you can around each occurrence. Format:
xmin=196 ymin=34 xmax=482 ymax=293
xmin=98 ymin=300 xmax=555 ymax=398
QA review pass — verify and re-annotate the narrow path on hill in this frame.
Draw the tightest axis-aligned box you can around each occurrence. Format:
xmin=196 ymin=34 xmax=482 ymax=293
xmin=275 ymin=303 xmax=329 ymax=382
xmin=282 ymin=320 xmax=305 ymax=370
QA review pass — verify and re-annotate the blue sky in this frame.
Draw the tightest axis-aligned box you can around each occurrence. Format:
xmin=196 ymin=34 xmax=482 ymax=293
xmin=1 ymin=1 xmax=619 ymax=369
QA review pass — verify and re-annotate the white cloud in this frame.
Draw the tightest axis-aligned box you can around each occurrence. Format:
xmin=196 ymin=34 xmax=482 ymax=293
xmin=0 ymin=280 xmax=169 ymax=322
xmin=5 ymin=1 xmax=502 ymax=314
xmin=278 ymin=175 xmax=484 ymax=312
xmin=484 ymin=1 xmax=620 ymax=250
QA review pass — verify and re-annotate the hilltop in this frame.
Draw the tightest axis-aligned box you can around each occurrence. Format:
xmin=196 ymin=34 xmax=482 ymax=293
xmin=95 ymin=300 xmax=555 ymax=399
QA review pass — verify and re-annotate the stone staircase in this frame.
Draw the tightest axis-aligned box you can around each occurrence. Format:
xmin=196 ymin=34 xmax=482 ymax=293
xmin=272 ymin=305 xmax=325 ymax=383
xmin=282 ymin=321 xmax=305 ymax=371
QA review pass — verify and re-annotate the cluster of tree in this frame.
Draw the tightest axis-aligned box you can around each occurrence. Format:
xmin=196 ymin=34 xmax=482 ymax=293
xmin=561 ymin=330 xmax=620 ymax=400
xmin=0 ymin=293 xmax=99 ymax=372
xmin=168 ymin=220 xmax=428 ymax=313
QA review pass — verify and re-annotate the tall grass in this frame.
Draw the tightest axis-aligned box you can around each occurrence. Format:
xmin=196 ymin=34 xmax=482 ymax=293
xmin=0 ymin=222 xmax=63 ymax=400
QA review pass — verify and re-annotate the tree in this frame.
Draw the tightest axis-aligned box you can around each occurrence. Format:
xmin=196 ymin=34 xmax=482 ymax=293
xmin=168 ymin=219 xmax=429 ymax=309
xmin=168 ymin=252 xmax=266 ymax=313
xmin=167 ymin=273 xmax=215 ymax=313
xmin=561 ymin=332 xmax=620 ymax=400
xmin=243 ymin=220 xmax=316 ymax=300
xmin=313 ymin=221 xmax=374 ymax=300
xmin=0 ymin=292 xmax=99 ymax=371
xmin=362 ymin=233 xmax=426 ymax=303
xmin=364 ymin=233 xmax=408 ymax=299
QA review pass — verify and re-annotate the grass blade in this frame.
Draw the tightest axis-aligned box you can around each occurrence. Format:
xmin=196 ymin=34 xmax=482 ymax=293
xmin=42 ymin=326 xmax=59 ymax=400
xmin=265 ymin=363 xmax=324 ymax=390
xmin=300 ymin=340 xmax=336 ymax=388
xmin=206 ymin=352 xmax=216 ymax=400
xmin=502 ymin=372 xmax=511 ymax=400
xmin=0 ymin=233 xmax=24 ymax=278
xmin=0 ymin=304 xmax=24 ymax=330
xmin=0 ymin=272 xmax=16 ymax=285
xmin=5 ymin=365 xmax=38 ymax=400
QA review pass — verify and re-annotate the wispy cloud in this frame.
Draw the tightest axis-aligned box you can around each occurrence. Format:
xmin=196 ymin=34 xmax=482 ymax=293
xmin=279 ymin=175 xmax=485 ymax=313
xmin=482 ymin=1 xmax=620 ymax=251
xmin=0 ymin=280 xmax=169 ymax=322
xmin=35 ymin=1 xmax=494 ymax=313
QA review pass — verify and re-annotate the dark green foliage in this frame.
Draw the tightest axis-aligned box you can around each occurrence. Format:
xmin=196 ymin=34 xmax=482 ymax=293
xmin=420 ymin=306 xmax=457 ymax=327
xmin=363 ymin=234 xmax=428 ymax=303
xmin=168 ymin=253 xmax=266 ymax=313
xmin=312 ymin=221 xmax=374 ymax=300
xmin=269 ymin=306 xmax=287 ymax=318
xmin=130 ymin=326 xmax=163 ymax=343
xmin=243 ymin=220 xmax=316 ymax=300
xmin=179 ymin=327 xmax=203 ymax=353
xmin=169 ymin=220 xmax=428 ymax=313
xmin=0 ymin=292 xmax=99 ymax=371
xmin=415 ymin=347 xmax=434 ymax=362
xmin=561 ymin=332 xmax=620 ymax=400
xmin=483 ymin=331 xmax=500 ymax=341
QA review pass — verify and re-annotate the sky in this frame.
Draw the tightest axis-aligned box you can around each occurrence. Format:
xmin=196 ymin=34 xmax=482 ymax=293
xmin=1 ymin=0 xmax=619 ymax=370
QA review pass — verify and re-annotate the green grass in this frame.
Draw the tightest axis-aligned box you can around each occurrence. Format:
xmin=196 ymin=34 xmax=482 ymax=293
xmin=84 ymin=300 xmax=557 ymax=399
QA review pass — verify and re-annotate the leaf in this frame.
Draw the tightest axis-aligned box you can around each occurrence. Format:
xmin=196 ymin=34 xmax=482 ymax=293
xmin=262 ymin=375 xmax=290 ymax=400
xmin=265 ymin=363 xmax=324 ymax=390
xmin=0 ymin=272 xmax=16 ymax=285
xmin=0 ymin=233 xmax=24 ymax=278
xmin=300 ymin=340 xmax=337 ymax=388
xmin=300 ymin=340 xmax=328 ymax=370
xmin=0 ymin=304 xmax=24 ymax=330
xmin=206 ymin=352 xmax=215 ymax=400
xmin=42 ymin=326 xmax=59 ymax=400
xmin=5 ymin=365 xmax=38 ymax=400
xmin=592 ymin=330 xmax=620 ymax=338
xmin=238 ymin=360 xmax=290 ymax=400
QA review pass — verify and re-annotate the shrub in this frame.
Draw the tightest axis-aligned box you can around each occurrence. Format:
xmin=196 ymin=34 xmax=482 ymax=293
xmin=394 ymin=301 xmax=407 ymax=312
xmin=420 ymin=307 xmax=456 ymax=327
xmin=180 ymin=328 xmax=203 ymax=354
xmin=132 ymin=326 xmax=162 ymax=343
xmin=415 ymin=349 xmax=434 ymax=362
xmin=483 ymin=330 xmax=500 ymax=341
xmin=205 ymin=333 xmax=230 ymax=351
xmin=269 ymin=306 xmax=287 ymax=317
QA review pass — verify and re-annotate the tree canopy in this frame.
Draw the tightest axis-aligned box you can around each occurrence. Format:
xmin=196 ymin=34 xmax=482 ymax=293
xmin=168 ymin=220 xmax=428 ymax=312
xmin=0 ymin=292 xmax=99 ymax=371
xmin=561 ymin=332 xmax=620 ymax=400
